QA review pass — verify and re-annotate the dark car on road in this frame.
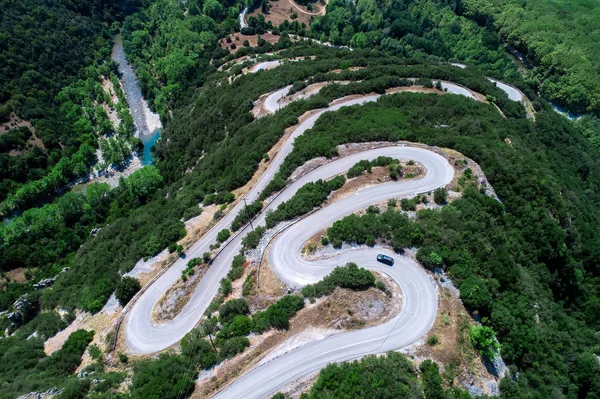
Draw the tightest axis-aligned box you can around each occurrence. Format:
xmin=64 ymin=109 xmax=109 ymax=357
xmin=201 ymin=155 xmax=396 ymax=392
xmin=377 ymin=254 xmax=394 ymax=266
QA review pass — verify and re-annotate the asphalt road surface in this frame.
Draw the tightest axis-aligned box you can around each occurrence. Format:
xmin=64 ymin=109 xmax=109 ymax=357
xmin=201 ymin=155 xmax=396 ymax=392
xmin=123 ymin=92 xmax=454 ymax=397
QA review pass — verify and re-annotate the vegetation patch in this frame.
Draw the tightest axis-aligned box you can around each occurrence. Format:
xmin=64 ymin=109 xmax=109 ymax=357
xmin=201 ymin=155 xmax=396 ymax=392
xmin=301 ymin=262 xmax=375 ymax=298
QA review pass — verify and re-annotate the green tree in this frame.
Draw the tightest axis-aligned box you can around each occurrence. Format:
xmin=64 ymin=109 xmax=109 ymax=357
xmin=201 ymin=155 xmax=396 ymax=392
xmin=115 ymin=277 xmax=141 ymax=307
xmin=470 ymin=325 xmax=500 ymax=359
xmin=434 ymin=187 xmax=448 ymax=204
xmin=202 ymin=0 xmax=223 ymax=19
xmin=217 ymin=228 xmax=231 ymax=243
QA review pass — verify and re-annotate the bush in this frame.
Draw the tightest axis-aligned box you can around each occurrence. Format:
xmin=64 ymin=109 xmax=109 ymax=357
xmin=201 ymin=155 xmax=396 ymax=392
xmin=306 ymin=352 xmax=421 ymax=398
xmin=216 ymin=315 xmax=252 ymax=343
xmin=470 ymin=325 xmax=500 ymax=359
xmin=231 ymin=199 xmax=262 ymax=231
xmin=187 ymin=258 xmax=203 ymax=268
xmin=347 ymin=157 xmax=395 ymax=178
xmin=44 ymin=329 xmax=95 ymax=376
xmin=88 ymin=344 xmax=102 ymax=360
xmin=218 ymin=336 xmax=250 ymax=360
xmin=242 ymin=270 xmax=256 ymax=296
xmin=242 ymin=225 xmax=266 ymax=249
xmin=216 ymin=229 xmax=231 ymax=243
xmin=427 ymin=335 xmax=440 ymax=346
xmin=251 ymin=295 xmax=305 ymax=333
xmin=180 ymin=327 xmax=218 ymax=369
xmin=420 ymin=360 xmax=446 ymax=399
xmin=400 ymin=197 xmax=419 ymax=211
xmin=301 ymin=263 xmax=375 ymax=298
xmin=115 ymin=277 xmax=141 ymax=306
xmin=226 ymin=255 xmax=246 ymax=281
xmin=433 ymin=187 xmax=448 ymax=204
xmin=416 ymin=248 xmax=443 ymax=270
xmin=219 ymin=298 xmax=249 ymax=323
xmin=219 ymin=278 xmax=232 ymax=297
xmin=130 ymin=354 xmax=195 ymax=399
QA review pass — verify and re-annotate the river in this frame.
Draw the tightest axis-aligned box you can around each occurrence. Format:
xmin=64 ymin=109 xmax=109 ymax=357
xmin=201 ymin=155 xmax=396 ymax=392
xmin=111 ymin=35 xmax=162 ymax=164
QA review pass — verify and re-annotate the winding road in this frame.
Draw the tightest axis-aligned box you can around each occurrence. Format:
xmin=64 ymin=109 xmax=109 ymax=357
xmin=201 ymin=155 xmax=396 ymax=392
xmin=123 ymin=91 xmax=453 ymax=396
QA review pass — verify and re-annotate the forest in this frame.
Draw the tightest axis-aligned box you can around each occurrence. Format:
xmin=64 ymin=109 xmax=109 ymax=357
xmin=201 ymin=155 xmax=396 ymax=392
xmin=306 ymin=0 xmax=600 ymax=115
xmin=0 ymin=0 xmax=139 ymax=216
xmin=458 ymin=0 xmax=600 ymax=115
xmin=308 ymin=0 xmax=516 ymax=77
xmin=121 ymin=0 xmax=244 ymax=117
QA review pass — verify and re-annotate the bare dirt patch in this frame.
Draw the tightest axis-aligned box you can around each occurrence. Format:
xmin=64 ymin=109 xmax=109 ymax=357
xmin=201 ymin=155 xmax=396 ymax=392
xmin=220 ymin=33 xmax=282 ymax=53
xmin=1 ymin=267 xmax=30 ymax=285
xmin=247 ymin=0 xmax=315 ymax=27
xmin=1 ymin=113 xmax=46 ymax=156
xmin=45 ymin=297 xmax=121 ymax=365
xmin=181 ymin=205 xmax=220 ymax=249
xmin=330 ymin=66 xmax=365 ymax=74
xmin=328 ymin=162 xmax=425 ymax=205
xmin=1 ymin=113 xmax=35 ymax=135
xmin=290 ymin=0 xmax=327 ymax=16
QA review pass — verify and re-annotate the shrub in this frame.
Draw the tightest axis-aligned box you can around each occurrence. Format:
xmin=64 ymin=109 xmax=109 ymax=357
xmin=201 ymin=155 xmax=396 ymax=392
xmin=227 ymin=254 xmax=246 ymax=281
xmin=301 ymin=263 xmax=375 ymax=298
xmin=218 ymin=336 xmax=250 ymax=360
xmin=216 ymin=315 xmax=252 ymax=342
xmin=416 ymin=248 xmax=443 ymax=270
xmin=130 ymin=354 xmax=194 ymax=399
xmin=242 ymin=270 xmax=256 ymax=296
xmin=219 ymin=278 xmax=232 ymax=297
xmin=470 ymin=325 xmax=500 ymax=359
xmin=219 ymin=298 xmax=249 ymax=323
xmin=88 ymin=344 xmax=102 ymax=360
xmin=427 ymin=335 xmax=440 ymax=346
xmin=187 ymin=258 xmax=203 ymax=268
xmin=231 ymin=199 xmax=262 ymax=231
xmin=227 ymin=266 xmax=244 ymax=281
xmin=242 ymin=225 xmax=266 ymax=249
xmin=366 ymin=205 xmax=380 ymax=214
xmin=251 ymin=295 xmax=305 ymax=333
xmin=433 ymin=187 xmax=448 ymax=204
xmin=180 ymin=336 xmax=217 ymax=369
xmin=420 ymin=360 xmax=445 ymax=399
xmin=216 ymin=229 xmax=231 ymax=243
xmin=115 ymin=276 xmax=141 ymax=306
